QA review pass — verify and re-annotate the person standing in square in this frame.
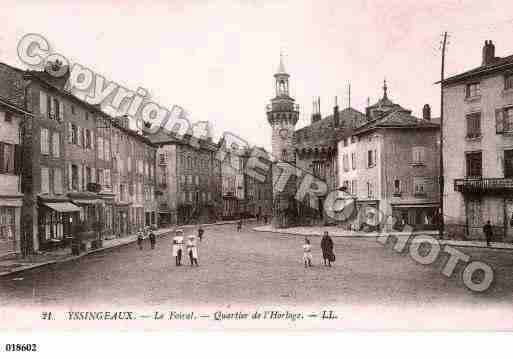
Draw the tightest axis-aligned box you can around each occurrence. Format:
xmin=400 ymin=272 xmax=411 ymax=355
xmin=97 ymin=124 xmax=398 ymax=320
xmin=172 ymin=229 xmax=184 ymax=266
xmin=187 ymin=235 xmax=199 ymax=266
xmin=303 ymin=237 xmax=313 ymax=268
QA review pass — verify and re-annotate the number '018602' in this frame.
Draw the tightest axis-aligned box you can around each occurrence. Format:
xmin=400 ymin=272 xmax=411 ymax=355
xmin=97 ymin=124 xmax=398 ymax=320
xmin=5 ymin=344 xmax=37 ymax=352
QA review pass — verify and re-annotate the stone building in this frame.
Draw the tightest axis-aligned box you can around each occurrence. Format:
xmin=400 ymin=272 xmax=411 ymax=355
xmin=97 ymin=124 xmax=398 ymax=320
xmin=265 ymin=57 xmax=364 ymax=227
xmin=220 ymin=135 xmax=246 ymax=219
xmin=443 ymin=40 xmax=513 ymax=240
xmin=242 ymin=147 xmax=273 ymax=221
xmin=337 ymin=83 xmax=440 ymax=231
xmin=150 ymin=130 xmax=222 ymax=226
xmin=0 ymin=64 xmax=29 ymax=257
xmin=0 ymin=62 xmax=157 ymax=252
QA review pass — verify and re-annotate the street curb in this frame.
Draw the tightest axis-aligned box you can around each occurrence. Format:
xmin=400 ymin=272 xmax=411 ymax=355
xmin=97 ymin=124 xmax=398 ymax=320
xmin=251 ymin=227 xmax=513 ymax=250
xmin=0 ymin=220 xmax=251 ymax=278
xmin=0 ymin=229 xmax=173 ymax=278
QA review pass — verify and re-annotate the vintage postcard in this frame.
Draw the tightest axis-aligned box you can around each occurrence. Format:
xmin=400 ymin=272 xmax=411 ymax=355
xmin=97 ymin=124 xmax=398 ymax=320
xmin=1 ymin=0 xmax=513 ymax=347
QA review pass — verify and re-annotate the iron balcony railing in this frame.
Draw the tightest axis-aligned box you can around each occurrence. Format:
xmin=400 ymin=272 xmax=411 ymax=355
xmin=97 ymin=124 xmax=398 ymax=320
xmin=454 ymin=177 xmax=513 ymax=193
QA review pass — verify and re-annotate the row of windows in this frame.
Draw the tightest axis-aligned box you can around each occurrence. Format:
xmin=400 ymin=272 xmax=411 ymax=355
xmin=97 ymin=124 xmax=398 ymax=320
xmin=180 ymin=174 xmax=200 ymax=185
xmin=340 ymin=177 xmax=431 ymax=198
xmin=180 ymin=191 xmax=213 ymax=203
xmin=465 ymin=74 xmax=513 ymax=99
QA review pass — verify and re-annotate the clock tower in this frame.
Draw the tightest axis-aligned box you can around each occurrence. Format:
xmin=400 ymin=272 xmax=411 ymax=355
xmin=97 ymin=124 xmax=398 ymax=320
xmin=266 ymin=55 xmax=299 ymax=228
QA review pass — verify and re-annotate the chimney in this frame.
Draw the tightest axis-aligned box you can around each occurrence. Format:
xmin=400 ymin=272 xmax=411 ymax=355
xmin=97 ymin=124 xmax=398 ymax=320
xmin=333 ymin=96 xmax=340 ymax=127
xmin=482 ymin=40 xmax=496 ymax=66
xmin=422 ymin=104 xmax=431 ymax=121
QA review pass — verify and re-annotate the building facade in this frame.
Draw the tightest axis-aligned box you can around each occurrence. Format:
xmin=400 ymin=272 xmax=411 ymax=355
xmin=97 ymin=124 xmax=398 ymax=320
xmin=0 ymin=65 xmax=28 ymax=257
xmin=338 ymin=84 xmax=440 ymax=231
xmin=220 ymin=137 xmax=246 ymax=220
xmin=443 ymin=40 xmax=513 ymax=240
xmin=242 ymin=147 xmax=273 ymax=221
xmin=152 ymin=132 xmax=222 ymax=226
xmin=0 ymin=62 xmax=158 ymax=253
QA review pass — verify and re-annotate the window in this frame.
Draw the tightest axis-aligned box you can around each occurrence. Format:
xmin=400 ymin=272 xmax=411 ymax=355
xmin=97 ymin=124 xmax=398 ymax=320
xmin=412 ymin=146 xmax=425 ymax=164
xmin=41 ymin=166 xmax=50 ymax=193
xmin=159 ymin=153 xmax=165 ymax=165
xmin=367 ymin=181 xmax=373 ymax=198
xmin=466 ymin=152 xmax=482 ymax=178
xmin=104 ymin=169 xmax=111 ymax=188
xmin=97 ymin=169 xmax=104 ymax=187
xmin=394 ymin=179 xmax=401 ymax=193
xmin=180 ymin=175 xmax=185 ymax=184
xmin=503 ymin=108 xmax=513 ymax=133
xmin=505 ymin=74 xmax=513 ymax=90
xmin=351 ymin=180 xmax=357 ymax=196
xmin=195 ymin=175 xmax=199 ymax=185
xmin=351 ymin=153 xmax=356 ymax=170
xmin=53 ymin=168 xmax=63 ymax=194
xmin=39 ymin=91 xmax=47 ymax=115
xmin=188 ymin=175 xmax=193 ymax=184
xmin=367 ymin=150 xmax=375 ymax=168
xmin=504 ymin=150 xmax=513 ymax=178
xmin=71 ymin=105 xmax=76 ymax=115
xmin=414 ymin=177 xmax=426 ymax=195
xmin=0 ymin=207 xmax=15 ymax=245
xmin=466 ymin=83 xmax=480 ymax=98
xmin=466 ymin=112 xmax=481 ymax=138
xmin=41 ymin=128 xmax=50 ymax=155
xmin=70 ymin=124 xmax=78 ymax=145
xmin=85 ymin=129 xmax=92 ymax=149
xmin=85 ymin=167 xmax=91 ymax=186
xmin=0 ymin=143 xmax=15 ymax=174
xmin=52 ymin=132 xmax=60 ymax=157
xmin=71 ymin=164 xmax=78 ymax=191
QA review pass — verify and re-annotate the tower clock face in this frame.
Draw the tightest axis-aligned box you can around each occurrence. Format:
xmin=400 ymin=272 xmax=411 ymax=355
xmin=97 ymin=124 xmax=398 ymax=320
xmin=279 ymin=128 xmax=289 ymax=140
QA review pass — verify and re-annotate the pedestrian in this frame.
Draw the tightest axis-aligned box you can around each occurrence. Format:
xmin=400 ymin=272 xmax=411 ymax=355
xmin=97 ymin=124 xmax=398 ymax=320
xmin=320 ymin=231 xmax=335 ymax=267
xmin=186 ymin=235 xmax=199 ymax=266
xmin=263 ymin=215 xmax=268 ymax=225
xmin=256 ymin=213 xmax=260 ymax=223
xmin=149 ymin=229 xmax=156 ymax=250
xmin=137 ymin=229 xmax=144 ymax=250
xmin=303 ymin=237 xmax=313 ymax=268
xmin=172 ymin=229 xmax=184 ymax=266
xmin=198 ymin=226 xmax=204 ymax=242
xmin=237 ymin=218 xmax=242 ymax=232
xmin=483 ymin=220 xmax=493 ymax=247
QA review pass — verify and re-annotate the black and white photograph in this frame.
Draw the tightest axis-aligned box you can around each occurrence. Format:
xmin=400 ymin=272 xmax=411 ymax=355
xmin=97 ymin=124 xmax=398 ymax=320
xmin=1 ymin=0 xmax=513 ymax=355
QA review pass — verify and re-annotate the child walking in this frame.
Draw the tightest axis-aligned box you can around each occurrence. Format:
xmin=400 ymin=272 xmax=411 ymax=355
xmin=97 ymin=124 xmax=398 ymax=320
xmin=186 ymin=235 xmax=199 ymax=266
xmin=172 ymin=229 xmax=184 ymax=266
xmin=303 ymin=237 xmax=312 ymax=268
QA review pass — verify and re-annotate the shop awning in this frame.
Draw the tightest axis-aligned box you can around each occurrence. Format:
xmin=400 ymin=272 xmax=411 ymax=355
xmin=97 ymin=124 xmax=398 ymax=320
xmin=43 ymin=202 xmax=82 ymax=213
xmin=72 ymin=199 xmax=104 ymax=205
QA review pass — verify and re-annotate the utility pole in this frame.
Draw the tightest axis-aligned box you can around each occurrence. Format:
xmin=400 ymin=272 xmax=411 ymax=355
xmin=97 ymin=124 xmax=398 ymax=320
xmin=439 ymin=31 xmax=448 ymax=240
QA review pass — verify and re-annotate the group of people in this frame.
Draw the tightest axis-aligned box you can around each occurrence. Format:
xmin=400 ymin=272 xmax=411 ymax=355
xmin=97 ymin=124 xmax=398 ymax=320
xmin=302 ymin=231 xmax=335 ymax=268
xmin=171 ymin=227 xmax=204 ymax=266
xmin=136 ymin=227 xmax=157 ymax=250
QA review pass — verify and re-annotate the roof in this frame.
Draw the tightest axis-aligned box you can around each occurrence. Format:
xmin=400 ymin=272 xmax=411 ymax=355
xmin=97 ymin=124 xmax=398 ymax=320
xmin=294 ymin=107 xmax=365 ymax=150
xmin=441 ymin=54 xmax=513 ymax=86
xmin=353 ymin=108 xmax=439 ymax=136
xmin=147 ymin=129 xmax=218 ymax=152
xmin=25 ymin=69 xmax=156 ymax=147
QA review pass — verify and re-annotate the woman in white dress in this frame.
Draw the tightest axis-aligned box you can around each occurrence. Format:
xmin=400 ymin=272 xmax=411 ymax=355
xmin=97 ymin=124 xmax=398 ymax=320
xmin=186 ymin=235 xmax=199 ymax=266
xmin=172 ymin=229 xmax=184 ymax=266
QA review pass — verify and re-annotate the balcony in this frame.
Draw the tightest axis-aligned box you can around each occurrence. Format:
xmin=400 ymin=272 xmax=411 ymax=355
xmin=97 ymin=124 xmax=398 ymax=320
xmin=454 ymin=177 xmax=513 ymax=193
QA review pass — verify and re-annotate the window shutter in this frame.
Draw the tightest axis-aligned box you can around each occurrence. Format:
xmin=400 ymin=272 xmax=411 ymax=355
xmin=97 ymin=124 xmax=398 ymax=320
xmin=78 ymin=165 xmax=82 ymax=191
xmin=77 ymin=126 xmax=82 ymax=147
xmin=68 ymin=122 xmax=72 ymax=144
xmin=39 ymin=91 xmax=47 ymax=115
xmin=68 ymin=163 xmax=72 ymax=190
xmin=49 ymin=97 xmax=55 ymax=119
xmin=496 ymin=109 xmax=504 ymax=134
xmin=59 ymin=101 xmax=64 ymax=121
xmin=14 ymin=144 xmax=22 ymax=175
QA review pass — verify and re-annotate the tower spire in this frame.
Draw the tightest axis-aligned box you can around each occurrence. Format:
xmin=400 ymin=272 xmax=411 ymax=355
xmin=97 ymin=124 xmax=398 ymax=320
xmin=383 ymin=78 xmax=388 ymax=99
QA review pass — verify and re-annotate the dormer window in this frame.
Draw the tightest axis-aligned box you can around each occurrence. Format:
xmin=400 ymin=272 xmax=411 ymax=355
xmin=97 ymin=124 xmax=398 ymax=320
xmin=466 ymin=83 xmax=480 ymax=98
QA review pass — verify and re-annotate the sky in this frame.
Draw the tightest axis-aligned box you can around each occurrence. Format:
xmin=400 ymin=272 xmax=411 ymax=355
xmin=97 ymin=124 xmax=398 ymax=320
xmin=1 ymin=0 xmax=513 ymax=150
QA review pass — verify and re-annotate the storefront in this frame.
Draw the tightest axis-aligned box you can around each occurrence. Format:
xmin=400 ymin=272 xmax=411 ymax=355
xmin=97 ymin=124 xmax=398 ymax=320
xmin=390 ymin=201 xmax=439 ymax=231
xmin=68 ymin=192 xmax=104 ymax=226
xmin=0 ymin=197 xmax=22 ymax=258
xmin=114 ymin=202 xmax=131 ymax=237
xmin=37 ymin=198 xmax=81 ymax=251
